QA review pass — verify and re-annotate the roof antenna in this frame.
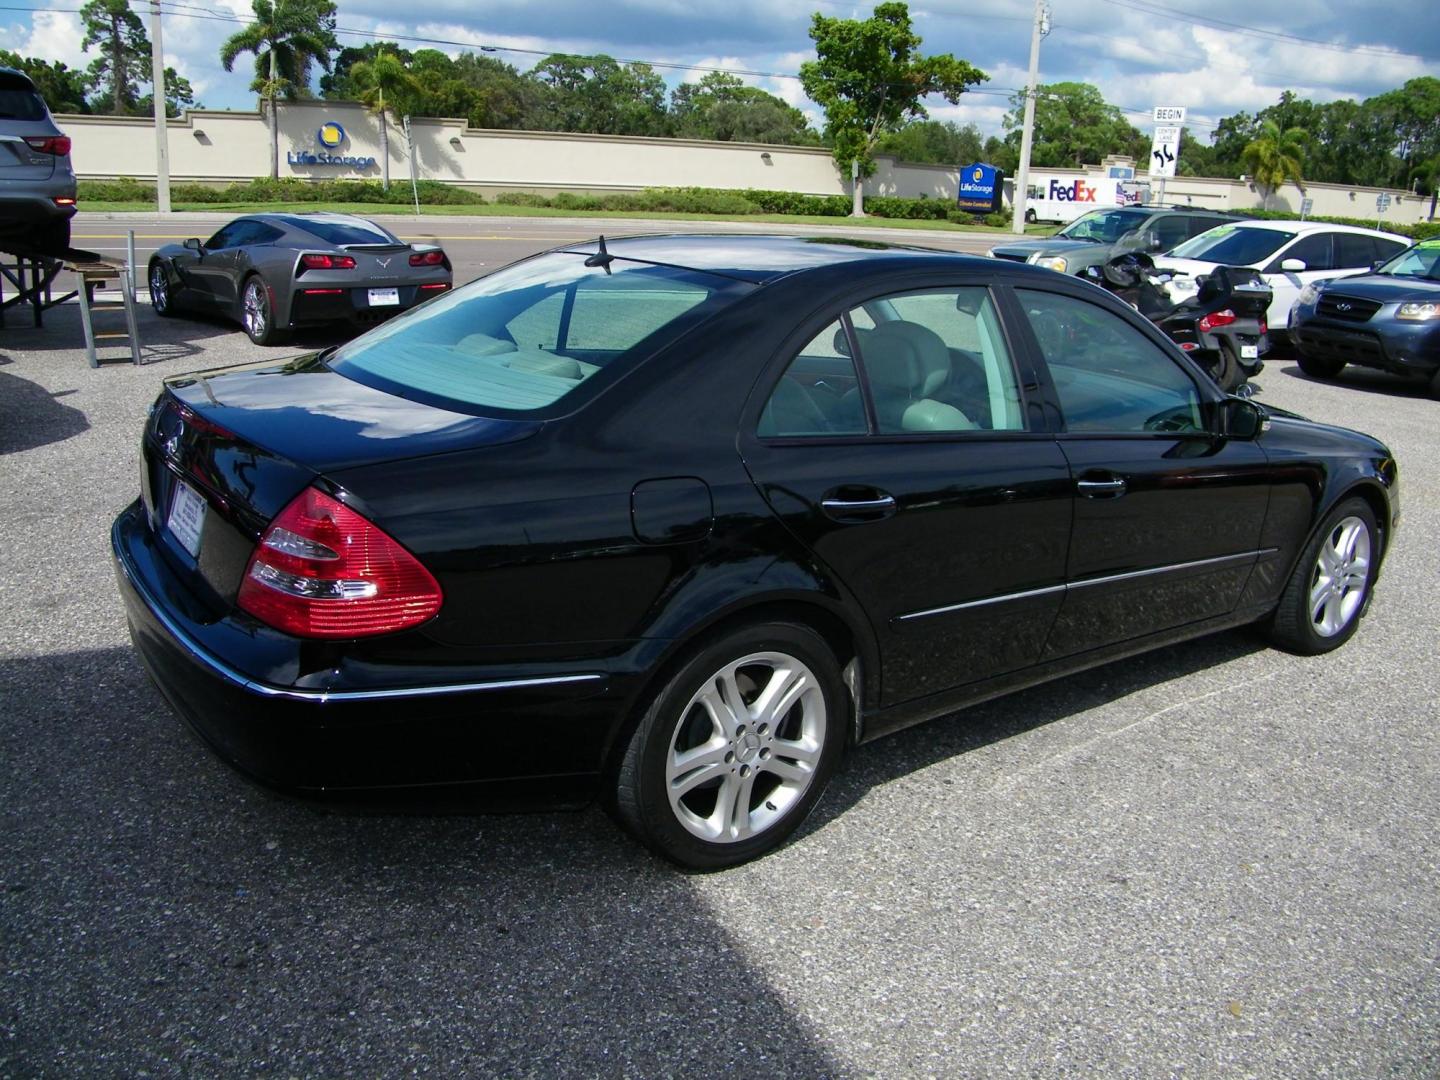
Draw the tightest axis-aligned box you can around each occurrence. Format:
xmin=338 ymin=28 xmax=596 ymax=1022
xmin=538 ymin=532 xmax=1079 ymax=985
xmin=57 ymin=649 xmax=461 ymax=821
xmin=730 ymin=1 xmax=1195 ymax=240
xmin=584 ymin=235 xmax=614 ymax=274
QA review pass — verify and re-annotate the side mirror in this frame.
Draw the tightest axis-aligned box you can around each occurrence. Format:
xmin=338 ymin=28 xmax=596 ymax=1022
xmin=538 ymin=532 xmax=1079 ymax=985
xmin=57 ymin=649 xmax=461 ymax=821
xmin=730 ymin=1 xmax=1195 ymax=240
xmin=1148 ymin=234 xmax=1166 ymax=252
xmin=1279 ymin=258 xmax=1306 ymax=272
xmin=1222 ymin=397 xmax=1265 ymax=439
xmin=184 ymin=237 xmax=203 ymax=253
xmin=1370 ymin=259 xmax=1385 ymax=272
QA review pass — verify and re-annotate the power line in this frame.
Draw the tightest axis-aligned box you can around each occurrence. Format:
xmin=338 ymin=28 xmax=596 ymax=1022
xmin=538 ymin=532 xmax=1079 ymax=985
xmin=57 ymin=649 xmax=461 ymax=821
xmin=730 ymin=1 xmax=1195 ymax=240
xmin=1091 ymin=0 xmax=1435 ymax=60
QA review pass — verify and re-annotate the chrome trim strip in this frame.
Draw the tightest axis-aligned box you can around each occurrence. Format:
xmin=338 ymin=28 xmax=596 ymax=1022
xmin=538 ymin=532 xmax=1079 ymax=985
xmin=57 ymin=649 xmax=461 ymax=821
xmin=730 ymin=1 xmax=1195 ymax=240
xmin=114 ymin=532 xmax=604 ymax=704
xmin=895 ymin=549 xmax=1279 ymax=623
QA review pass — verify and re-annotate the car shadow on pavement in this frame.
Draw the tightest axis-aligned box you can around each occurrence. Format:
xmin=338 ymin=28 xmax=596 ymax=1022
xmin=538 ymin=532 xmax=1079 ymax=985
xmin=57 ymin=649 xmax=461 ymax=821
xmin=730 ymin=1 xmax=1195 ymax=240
xmin=808 ymin=628 xmax=1269 ymax=835
xmin=1274 ymin=360 xmax=1432 ymax=401
xmin=0 ymin=355 xmax=90 ymax=454
xmin=0 ymin=644 xmax=848 ymax=1077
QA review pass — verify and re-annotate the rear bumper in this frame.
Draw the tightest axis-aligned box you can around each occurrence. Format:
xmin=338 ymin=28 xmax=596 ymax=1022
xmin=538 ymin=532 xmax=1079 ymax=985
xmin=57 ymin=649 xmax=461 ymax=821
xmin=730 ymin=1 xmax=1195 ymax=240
xmin=288 ymin=281 xmax=451 ymax=329
xmin=111 ymin=500 xmax=622 ymax=803
xmin=1291 ymin=318 xmax=1440 ymax=378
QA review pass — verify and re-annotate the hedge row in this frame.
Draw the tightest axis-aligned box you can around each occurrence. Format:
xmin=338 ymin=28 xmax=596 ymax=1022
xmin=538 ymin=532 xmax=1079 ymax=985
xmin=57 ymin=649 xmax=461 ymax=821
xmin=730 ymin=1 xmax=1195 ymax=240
xmin=77 ymin=177 xmax=487 ymax=205
xmin=1230 ymin=206 xmax=1440 ymax=241
xmin=75 ymin=178 xmax=1026 ymax=226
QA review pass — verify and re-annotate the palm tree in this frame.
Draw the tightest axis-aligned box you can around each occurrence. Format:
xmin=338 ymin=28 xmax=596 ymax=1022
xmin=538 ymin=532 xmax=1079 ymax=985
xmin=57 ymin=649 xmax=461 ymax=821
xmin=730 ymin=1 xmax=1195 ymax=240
xmin=220 ymin=0 xmax=337 ymax=179
xmin=1241 ymin=119 xmax=1309 ymax=211
xmin=349 ymin=50 xmax=420 ymax=190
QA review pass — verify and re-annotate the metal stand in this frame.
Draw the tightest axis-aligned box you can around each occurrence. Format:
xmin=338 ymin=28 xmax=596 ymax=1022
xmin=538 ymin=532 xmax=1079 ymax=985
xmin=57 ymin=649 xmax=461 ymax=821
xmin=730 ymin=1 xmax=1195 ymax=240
xmin=0 ymin=251 xmax=65 ymax=328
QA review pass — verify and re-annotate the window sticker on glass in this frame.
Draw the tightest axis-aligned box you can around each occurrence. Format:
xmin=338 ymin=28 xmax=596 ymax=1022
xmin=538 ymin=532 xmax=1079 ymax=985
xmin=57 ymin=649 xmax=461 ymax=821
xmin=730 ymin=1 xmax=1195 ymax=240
xmin=167 ymin=481 xmax=206 ymax=557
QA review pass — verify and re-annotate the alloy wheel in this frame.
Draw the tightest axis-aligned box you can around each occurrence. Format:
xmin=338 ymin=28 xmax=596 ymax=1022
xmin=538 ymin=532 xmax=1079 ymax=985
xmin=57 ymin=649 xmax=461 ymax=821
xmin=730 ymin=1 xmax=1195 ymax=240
xmin=149 ymin=264 xmax=167 ymax=312
xmin=665 ymin=651 xmax=827 ymax=844
xmin=1308 ymin=515 xmax=1370 ymax=637
xmin=243 ymin=281 xmax=266 ymax=339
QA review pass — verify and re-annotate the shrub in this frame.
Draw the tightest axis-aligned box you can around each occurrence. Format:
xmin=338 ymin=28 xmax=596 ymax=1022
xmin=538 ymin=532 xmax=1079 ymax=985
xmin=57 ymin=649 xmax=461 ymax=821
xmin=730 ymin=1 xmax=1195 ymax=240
xmin=984 ymin=212 xmax=1011 ymax=228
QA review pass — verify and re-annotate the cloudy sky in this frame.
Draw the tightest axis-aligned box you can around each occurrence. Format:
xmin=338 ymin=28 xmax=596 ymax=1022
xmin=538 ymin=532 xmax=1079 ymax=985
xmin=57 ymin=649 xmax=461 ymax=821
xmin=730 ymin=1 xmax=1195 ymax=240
xmin=5 ymin=0 xmax=1436 ymax=143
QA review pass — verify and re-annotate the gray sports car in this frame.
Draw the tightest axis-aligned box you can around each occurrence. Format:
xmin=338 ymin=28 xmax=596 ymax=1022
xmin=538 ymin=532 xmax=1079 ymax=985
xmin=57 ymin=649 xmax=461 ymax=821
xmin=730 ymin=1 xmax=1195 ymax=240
xmin=147 ymin=212 xmax=452 ymax=344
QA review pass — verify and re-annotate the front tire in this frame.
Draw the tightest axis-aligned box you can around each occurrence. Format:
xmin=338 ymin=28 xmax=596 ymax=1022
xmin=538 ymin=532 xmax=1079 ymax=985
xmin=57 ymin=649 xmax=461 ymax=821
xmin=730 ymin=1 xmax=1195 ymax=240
xmin=1297 ymin=351 xmax=1345 ymax=380
xmin=240 ymin=275 xmax=282 ymax=345
xmin=1267 ymin=497 xmax=1379 ymax=655
xmin=612 ymin=622 xmax=846 ymax=869
xmin=149 ymin=260 xmax=175 ymax=317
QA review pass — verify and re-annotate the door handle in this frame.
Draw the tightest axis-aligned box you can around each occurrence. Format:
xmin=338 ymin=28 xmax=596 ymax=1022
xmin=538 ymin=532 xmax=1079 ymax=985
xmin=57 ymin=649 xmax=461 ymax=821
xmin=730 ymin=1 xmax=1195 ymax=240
xmin=820 ymin=493 xmax=897 ymax=521
xmin=1076 ymin=477 xmax=1126 ymax=497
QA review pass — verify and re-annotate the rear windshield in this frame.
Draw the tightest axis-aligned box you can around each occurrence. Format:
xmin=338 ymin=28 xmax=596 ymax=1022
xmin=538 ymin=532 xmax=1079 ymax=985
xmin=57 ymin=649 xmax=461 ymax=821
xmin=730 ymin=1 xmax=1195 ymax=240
xmin=1168 ymin=224 xmax=1294 ymax=265
xmin=0 ymin=75 xmax=49 ymax=121
xmin=282 ymin=216 xmax=399 ymax=247
xmin=328 ymin=251 xmax=755 ymax=417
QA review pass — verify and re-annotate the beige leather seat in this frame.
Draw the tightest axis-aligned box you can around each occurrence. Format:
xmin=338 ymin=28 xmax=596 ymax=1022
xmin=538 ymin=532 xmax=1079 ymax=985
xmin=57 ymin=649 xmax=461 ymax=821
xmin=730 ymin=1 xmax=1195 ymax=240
xmin=862 ymin=321 xmax=977 ymax=432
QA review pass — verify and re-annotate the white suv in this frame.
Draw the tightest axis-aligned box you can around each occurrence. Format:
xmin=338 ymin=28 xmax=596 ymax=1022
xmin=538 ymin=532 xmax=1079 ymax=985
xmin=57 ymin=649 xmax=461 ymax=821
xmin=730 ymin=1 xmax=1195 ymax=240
xmin=1153 ymin=219 xmax=1411 ymax=334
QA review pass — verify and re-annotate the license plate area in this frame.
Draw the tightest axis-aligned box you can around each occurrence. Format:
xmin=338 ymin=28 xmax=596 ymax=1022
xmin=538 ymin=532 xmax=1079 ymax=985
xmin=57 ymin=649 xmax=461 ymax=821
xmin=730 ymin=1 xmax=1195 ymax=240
xmin=1240 ymin=344 xmax=1258 ymax=359
xmin=368 ymin=287 xmax=400 ymax=307
xmin=166 ymin=480 xmax=206 ymax=557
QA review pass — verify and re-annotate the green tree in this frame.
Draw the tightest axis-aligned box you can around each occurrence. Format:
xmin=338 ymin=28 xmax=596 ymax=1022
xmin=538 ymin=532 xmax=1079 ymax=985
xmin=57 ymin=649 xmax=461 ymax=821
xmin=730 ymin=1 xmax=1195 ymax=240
xmin=799 ymin=1 xmax=986 ymax=214
xmin=451 ymin=53 xmax=548 ymax=129
xmin=670 ymin=72 xmax=818 ymax=145
xmin=1002 ymin=82 xmax=1147 ymax=169
xmin=348 ymin=49 xmax=420 ymax=189
xmin=528 ymin=54 xmax=668 ymax=136
xmin=876 ymin=119 xmax=983 ymax=165
xmin=135 ymin=67 xmax=197 ymax=119
xmin=1241 ymin=118 xmax=1309 ymax=209
xmin=1366 ymin=76 xmax=1440 ymax=191
xmin=0 ymin=50 xmax=91 ymax=113
xmin=79 ymin=0 xmax=150 ymax=116
xmin=219 ymin=0 xmax=338 ymax=179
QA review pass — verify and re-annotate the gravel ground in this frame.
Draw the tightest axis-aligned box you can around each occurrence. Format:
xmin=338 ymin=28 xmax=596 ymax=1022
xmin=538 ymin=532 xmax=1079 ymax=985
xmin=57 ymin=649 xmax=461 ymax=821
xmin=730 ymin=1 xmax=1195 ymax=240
xmin=1 ymin=293 xmax=1437 ymax=1078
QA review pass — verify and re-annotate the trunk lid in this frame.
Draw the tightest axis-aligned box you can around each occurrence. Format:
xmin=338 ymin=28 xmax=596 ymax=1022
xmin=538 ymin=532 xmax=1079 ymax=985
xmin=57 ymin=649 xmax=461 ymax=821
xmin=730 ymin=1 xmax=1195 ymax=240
xmin=142 ymin=354 xmax=541 ymax=614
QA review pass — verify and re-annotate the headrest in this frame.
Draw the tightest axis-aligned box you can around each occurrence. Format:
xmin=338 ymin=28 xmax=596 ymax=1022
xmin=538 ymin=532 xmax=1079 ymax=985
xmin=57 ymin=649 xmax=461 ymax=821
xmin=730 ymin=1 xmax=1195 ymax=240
xmin=864 ymin=321 xmax=950 ymax=397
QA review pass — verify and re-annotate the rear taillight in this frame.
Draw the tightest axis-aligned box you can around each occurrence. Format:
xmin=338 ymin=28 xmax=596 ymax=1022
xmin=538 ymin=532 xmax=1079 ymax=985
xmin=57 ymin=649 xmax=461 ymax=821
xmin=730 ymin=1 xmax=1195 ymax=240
xmin=1258 ymin=315 xmax=1268 ymax=335
xmin=409 ymin=250 xmax=445 ymax=266
xmin=237 ymin=487 xmax=442 ymax=639
xmin=299 ymin=253 xmax=357 ymax=273
xmin=25 ymin=135 xmax=71 ymax=155
xmin=1198 ymin=308 xmax=1237 ymax=333
xmin=419 ymin=282 xmax=449 ymax=291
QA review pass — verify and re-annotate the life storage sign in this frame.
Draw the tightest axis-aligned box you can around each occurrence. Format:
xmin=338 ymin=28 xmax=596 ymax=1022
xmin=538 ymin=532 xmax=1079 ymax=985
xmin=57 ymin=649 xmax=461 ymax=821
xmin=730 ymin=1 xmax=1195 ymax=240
xmin=957 ymin=162 xmax=1004 ymax=214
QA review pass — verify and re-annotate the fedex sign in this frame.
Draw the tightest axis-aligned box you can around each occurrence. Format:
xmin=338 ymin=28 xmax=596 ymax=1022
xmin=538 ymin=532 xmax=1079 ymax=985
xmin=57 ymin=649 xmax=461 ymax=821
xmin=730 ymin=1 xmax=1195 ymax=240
xmin=1048 ymin=178 xmax=1099 ymax=202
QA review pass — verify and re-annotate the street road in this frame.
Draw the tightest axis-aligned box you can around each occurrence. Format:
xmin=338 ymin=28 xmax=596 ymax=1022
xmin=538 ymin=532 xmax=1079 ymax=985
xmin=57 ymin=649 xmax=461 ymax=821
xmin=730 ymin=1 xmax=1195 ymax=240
xmin=66 ymin=210 xmax=1001 ymax=288
xmin=1 ymin=239 xmax=1436 ymax=1077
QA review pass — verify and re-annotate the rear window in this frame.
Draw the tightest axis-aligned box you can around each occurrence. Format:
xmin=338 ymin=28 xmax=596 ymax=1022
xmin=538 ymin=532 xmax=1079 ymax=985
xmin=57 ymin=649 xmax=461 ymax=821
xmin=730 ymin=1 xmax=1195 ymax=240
xmin=0 ymin=74 xmax=48 ymax=121
xmin=328 ymin=252 xmax=754 ymax=417
xmin=282 ymin=216 xmax=399 ymax=247
xmin=1169 ymin=224 xmax=1295 ymax=266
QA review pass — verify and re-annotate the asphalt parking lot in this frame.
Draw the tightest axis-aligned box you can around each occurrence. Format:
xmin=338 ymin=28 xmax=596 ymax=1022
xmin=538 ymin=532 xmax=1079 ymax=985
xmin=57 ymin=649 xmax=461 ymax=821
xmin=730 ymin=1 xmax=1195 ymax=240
xmin=2 ymin=221 xmax=1437 ymax=1077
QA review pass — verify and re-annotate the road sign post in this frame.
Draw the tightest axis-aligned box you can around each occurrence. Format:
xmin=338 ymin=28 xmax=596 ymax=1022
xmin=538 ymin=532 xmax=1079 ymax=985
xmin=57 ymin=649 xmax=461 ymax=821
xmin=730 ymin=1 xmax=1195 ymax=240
xmin=1150 ymin=107 xmax=1185 ymax=206
xmin=1376 ymin=192 xmax=1391 ymax=228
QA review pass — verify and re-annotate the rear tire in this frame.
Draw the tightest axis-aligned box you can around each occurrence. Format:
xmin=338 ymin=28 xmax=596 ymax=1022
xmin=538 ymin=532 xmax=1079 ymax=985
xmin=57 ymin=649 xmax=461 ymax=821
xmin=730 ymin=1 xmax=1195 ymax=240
xmin=1267 ymin=497 xmax=1378 ymax=655
xmin=240 ymin=275 xmax=283 ymax=346
xmin=1209 ymin=341 xmax=1241 ymax=393
xmin=1297 ymin=351 xmax=1345 ymax=380
xmin=611 ymin=621 xmax=846 ymax=869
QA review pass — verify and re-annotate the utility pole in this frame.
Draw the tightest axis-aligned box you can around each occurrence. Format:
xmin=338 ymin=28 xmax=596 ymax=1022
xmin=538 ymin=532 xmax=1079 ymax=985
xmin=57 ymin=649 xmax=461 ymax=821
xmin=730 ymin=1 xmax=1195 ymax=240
xmin=1010 ymin=0 xmax=1049 ymax=234
xmin=149 ymin=0 xmax=170 ymax=213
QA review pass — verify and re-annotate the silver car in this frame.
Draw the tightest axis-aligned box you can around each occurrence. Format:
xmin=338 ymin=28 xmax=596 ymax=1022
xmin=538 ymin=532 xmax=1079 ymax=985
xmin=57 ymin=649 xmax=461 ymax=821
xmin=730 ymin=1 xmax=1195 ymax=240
xmin=0 ymin=66 xmax=77 ymax=255
xmin=148 ymin=213 xmax=453 ymax=345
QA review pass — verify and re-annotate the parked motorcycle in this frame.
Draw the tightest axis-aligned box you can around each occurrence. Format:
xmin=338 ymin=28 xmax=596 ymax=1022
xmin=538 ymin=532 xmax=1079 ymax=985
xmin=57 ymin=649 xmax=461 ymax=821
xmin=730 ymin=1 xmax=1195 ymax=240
xmin=1082 ymin=252 xmax=1271 ymax=394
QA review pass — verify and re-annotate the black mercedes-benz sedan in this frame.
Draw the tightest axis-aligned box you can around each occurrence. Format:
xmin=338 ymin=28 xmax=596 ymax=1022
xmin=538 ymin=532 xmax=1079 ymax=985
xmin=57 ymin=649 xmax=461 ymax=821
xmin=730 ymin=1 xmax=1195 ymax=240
xmin=147 ymin=212 xmax=451 ymax=345
xmin=113 ymin=235 xmax=1400 ymax=868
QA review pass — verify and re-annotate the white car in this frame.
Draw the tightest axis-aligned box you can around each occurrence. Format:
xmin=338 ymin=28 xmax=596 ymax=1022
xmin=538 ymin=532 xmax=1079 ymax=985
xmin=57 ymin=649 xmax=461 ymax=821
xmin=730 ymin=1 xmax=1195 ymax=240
xmin=1153 ymin=220 xmax=1411 ymax=333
